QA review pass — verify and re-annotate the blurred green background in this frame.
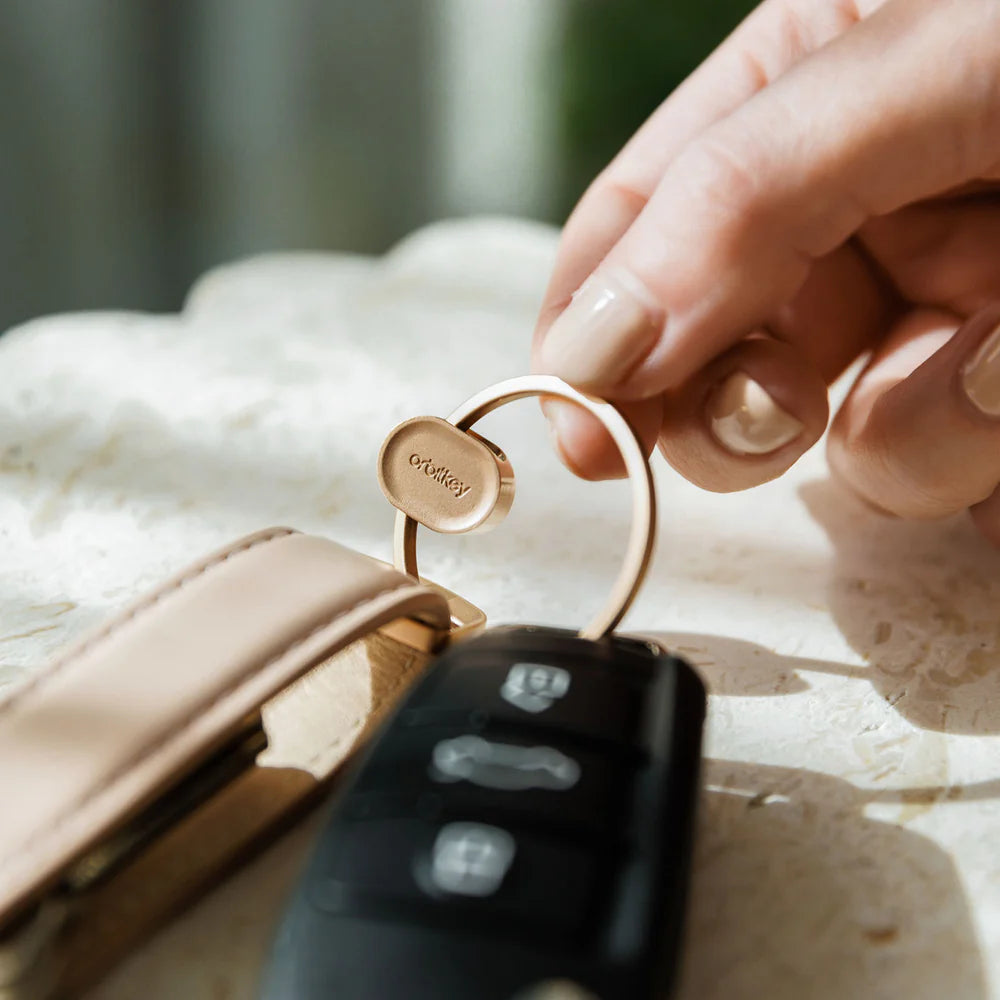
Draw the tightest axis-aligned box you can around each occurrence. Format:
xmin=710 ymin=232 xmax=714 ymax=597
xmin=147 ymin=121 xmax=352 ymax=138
xmin=0 ymin=0 xmax=754 ymax=334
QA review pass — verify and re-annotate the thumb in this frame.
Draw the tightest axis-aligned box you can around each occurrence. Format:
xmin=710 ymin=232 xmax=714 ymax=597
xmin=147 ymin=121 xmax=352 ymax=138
xmin=537 ymin=0 xmax=1000 ymax=400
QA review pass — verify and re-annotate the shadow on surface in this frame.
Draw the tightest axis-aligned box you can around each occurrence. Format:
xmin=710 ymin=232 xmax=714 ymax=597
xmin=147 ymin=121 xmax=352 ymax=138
xmin=801 ymin=478 xmax=1000 ymax=734
xmin=675 ymin=758 xmax=987 ymax=1000
xmin=653 ymin=479 xmax=1000 ymax=735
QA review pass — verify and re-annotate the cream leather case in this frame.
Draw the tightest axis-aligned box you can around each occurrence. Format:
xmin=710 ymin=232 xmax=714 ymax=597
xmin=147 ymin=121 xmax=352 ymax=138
xmin=0 ymin=527 xmax=452 ymax=999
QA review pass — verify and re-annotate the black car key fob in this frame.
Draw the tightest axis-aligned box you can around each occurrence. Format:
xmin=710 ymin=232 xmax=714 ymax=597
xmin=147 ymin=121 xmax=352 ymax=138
xmin=261 ymin=626 xmax=705 ymax=1000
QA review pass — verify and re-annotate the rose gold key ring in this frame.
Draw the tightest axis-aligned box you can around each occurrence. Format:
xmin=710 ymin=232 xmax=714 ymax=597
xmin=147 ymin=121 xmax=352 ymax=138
xmin=387 ymin=375 xmax=656 ymax=640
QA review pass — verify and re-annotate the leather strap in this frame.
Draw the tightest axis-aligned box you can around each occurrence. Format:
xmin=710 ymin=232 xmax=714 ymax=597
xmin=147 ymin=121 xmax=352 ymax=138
xmin=0 ymin=528 xmax=449 ymax=929
xmin=55 ymin=630 xmax=434 ymax=998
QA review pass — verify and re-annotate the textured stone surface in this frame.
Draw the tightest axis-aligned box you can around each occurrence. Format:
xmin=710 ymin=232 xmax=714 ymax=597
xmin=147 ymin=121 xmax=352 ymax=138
xmin=0 ymin=218 xmax=997 ymax=999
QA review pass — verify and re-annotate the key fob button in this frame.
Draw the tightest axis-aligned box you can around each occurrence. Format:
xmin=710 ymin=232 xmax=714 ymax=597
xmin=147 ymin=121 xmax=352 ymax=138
xmin=500 ymin=662 xmax=572 ymax=713
xmin=309 ymin=819 xmax=596 ymax=936
xmin=410 ymin=656 xmax=643 ymax=746
xmin=426 ymin=822 xmax=515 ymax=897
xmin=353 ymin=729 xmax=627 ymax=839
xmin=430 ymin=735 xmax=581 ymax=792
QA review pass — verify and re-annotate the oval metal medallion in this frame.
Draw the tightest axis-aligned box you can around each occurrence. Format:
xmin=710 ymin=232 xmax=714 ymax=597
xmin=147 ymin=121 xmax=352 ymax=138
xmin=377 ymin=416 xmax=514 ymax=534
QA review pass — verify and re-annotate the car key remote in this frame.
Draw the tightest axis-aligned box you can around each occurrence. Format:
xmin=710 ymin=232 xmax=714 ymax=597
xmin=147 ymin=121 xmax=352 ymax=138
xmin=261 ymin=625 xmax=705 ymax=1000
xmin=263 ymin=376 xmax=705 ymax=998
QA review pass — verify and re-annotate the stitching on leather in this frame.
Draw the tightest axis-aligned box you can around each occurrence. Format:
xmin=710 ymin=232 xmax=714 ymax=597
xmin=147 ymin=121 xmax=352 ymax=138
xmin=0 ymin=528 xmax=295 ymax=720
xmin=0 ymin=577 xmax=423 ymax=874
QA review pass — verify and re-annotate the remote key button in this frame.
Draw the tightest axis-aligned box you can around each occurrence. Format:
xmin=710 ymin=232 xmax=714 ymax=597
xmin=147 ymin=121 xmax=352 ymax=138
xmin=430 ymin=735 xmax=581 ymax=792
xmin=500 ymin=663 xmax=571 ymax=713
xmin=407 ymin=656 xmax=643 ymax=746
xmin=428 ymin=822 xmax=515 ymax=897
xmin=309 ymin=819 xmax=596 ymax=935
xmin=354 ymin=729 xmax=626 ymax=839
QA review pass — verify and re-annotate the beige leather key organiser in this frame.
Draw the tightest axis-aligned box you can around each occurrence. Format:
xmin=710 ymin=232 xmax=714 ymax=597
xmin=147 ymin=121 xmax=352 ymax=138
xmin=0 ymin=527 xmax=483 ymax=999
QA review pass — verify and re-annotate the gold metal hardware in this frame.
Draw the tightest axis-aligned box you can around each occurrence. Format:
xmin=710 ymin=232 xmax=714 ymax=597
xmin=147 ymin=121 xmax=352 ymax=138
xmin=378 ymin=416 xmax=515 ymax=534
xmin=380 ymin=375 xmax=656 ymax=641
xmin=379 ymin=585 xmax=487 ymax=652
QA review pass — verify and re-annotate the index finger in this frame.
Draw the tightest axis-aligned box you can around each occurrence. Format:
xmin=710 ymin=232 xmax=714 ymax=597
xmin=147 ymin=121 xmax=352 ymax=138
xmin=532 ymin=0 xmax=883 ymax=361
xmin=537 ymin=0 xmax=1000 ymax=400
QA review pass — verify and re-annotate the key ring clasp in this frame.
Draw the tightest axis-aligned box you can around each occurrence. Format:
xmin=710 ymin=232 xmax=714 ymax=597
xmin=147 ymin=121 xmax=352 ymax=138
xmin=388 ymin=375 xmax=656 ymax=640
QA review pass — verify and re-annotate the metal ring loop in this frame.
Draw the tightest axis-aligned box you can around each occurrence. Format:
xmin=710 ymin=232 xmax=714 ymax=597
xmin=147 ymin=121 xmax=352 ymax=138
xmin=393 ymin=374 xmax=656 ymax=640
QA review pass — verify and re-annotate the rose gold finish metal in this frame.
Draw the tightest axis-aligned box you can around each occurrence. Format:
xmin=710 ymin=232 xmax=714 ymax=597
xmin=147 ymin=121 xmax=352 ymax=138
xmin=378 ymin=416 xmax=515 ymax=534
xmin=379 ymin=586 xmax=487 ymax=652
xmin=390 ymin=375 xmax=656 ymax=640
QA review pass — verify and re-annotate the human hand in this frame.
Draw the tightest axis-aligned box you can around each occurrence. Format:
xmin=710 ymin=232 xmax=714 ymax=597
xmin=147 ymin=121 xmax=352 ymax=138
xmin=533 ymin=0 xmax=1000 ymax=541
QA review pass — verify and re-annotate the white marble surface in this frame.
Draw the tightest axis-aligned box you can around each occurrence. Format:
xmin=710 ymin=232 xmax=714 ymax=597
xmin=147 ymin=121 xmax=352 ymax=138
xmin=1 ymin=218 xmax=998 ymax=999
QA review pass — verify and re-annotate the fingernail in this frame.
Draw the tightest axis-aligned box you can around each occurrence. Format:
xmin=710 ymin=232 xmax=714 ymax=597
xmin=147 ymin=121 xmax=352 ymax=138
xmin=962 ymin=321 xmax=1000 ymax=415
xmin=543 ymin=400 xmax=587 ymax=478
xmin=538 ymin=267 xmax=662 ymax=389
xmin=707 ymin=372 xmax=803 ymax=456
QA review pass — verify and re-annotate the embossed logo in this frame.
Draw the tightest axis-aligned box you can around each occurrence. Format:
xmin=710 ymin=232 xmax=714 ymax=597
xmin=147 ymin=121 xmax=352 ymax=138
xmin=409 ymin=454 xmax=473 ymax=499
